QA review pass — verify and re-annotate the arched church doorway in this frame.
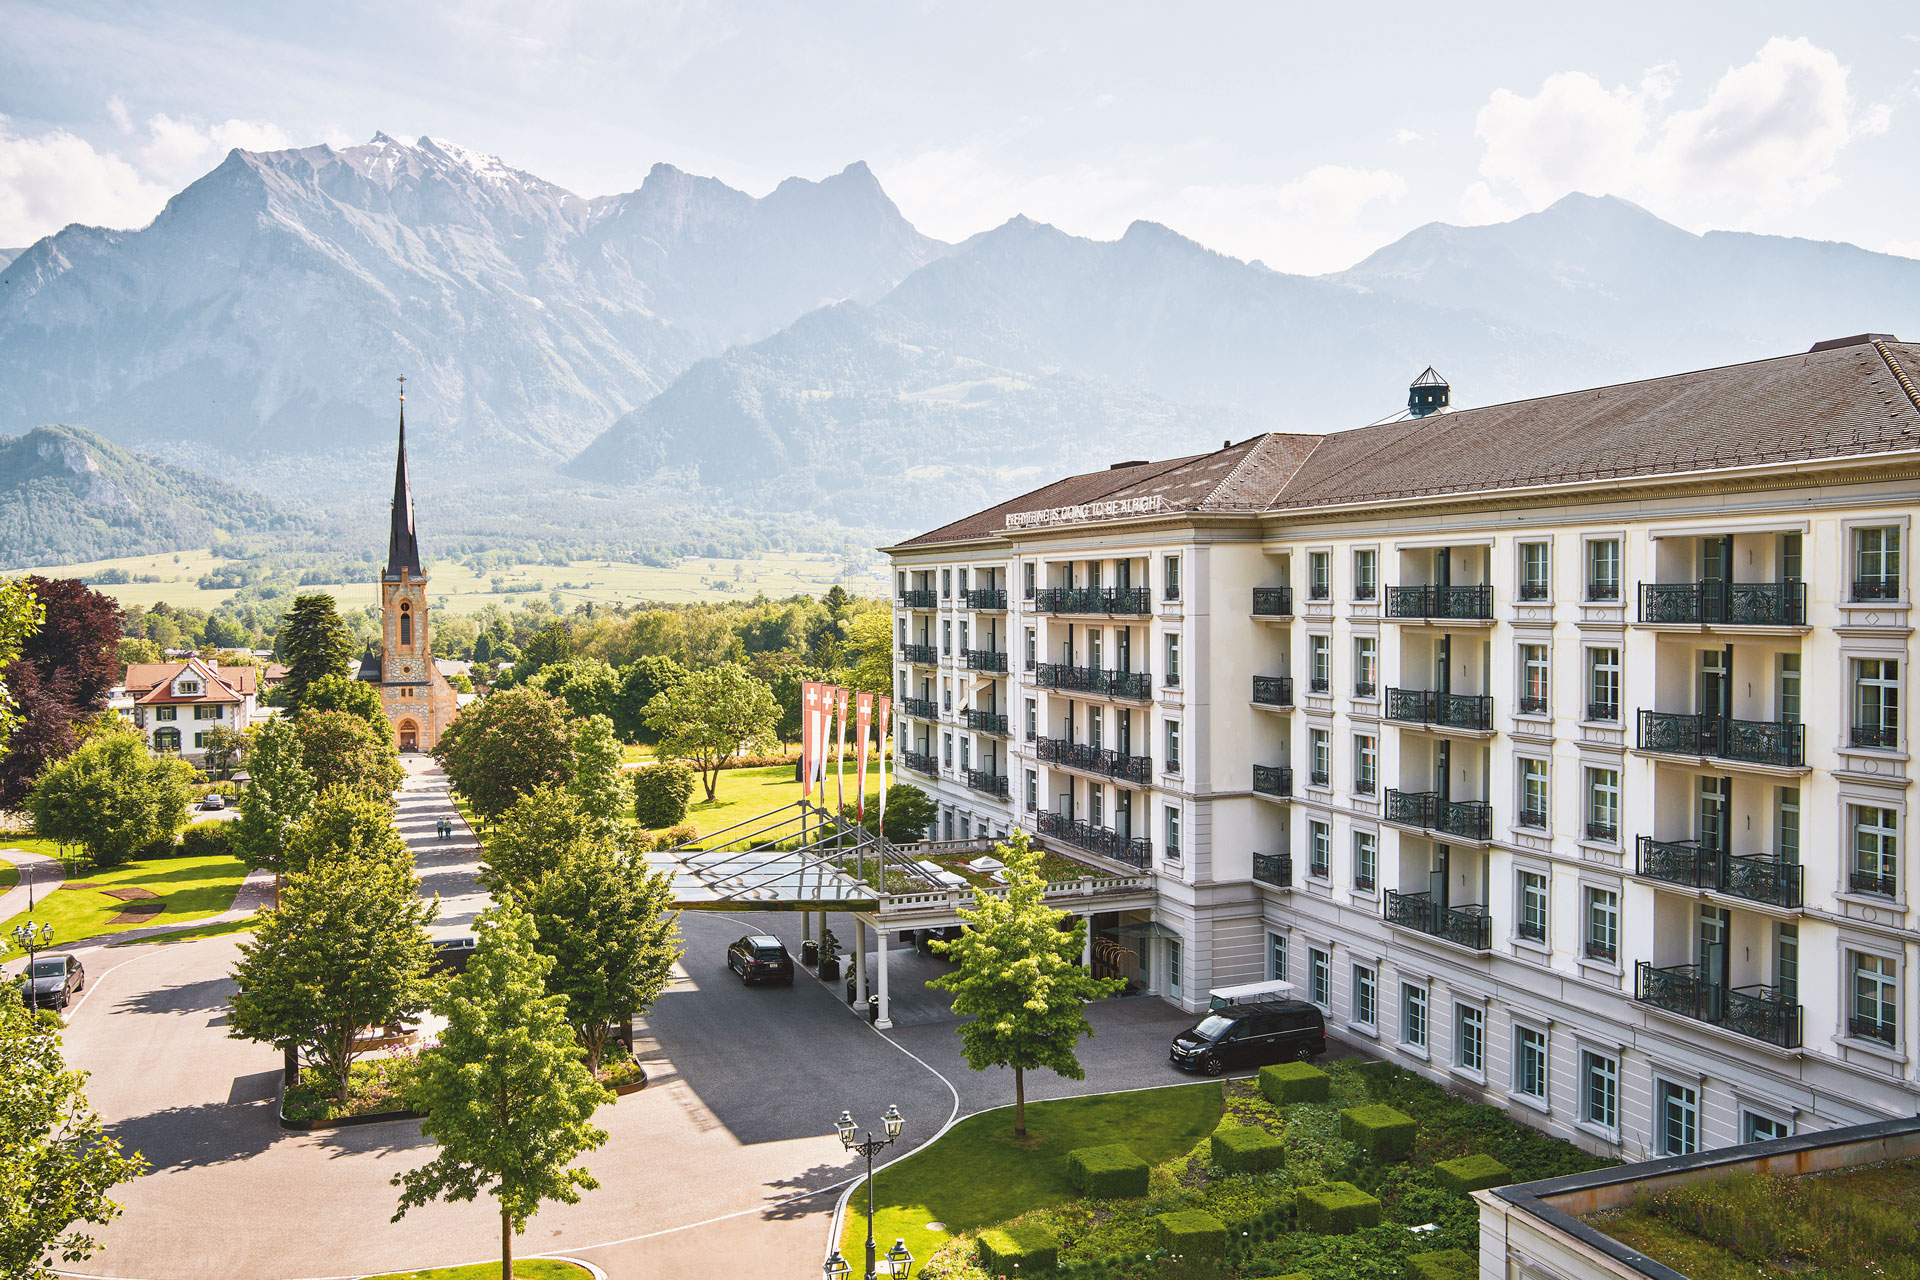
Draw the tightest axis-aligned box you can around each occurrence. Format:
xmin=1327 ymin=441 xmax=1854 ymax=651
xmin=398 ymin=719 xmax=419 ymax=753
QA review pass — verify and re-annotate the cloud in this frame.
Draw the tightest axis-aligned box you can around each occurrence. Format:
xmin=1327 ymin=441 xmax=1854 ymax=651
xmin=1394 ymin=128 xmax=1423 ymax=145
xmin=137 ymin=114 xmax=291 ymax=186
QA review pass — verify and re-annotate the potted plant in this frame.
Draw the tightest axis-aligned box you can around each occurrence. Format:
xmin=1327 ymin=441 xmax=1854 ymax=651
xmin=801 ymin=936 xmax=820 ymax=967
xmin=817 ymin=926 xmax=842 ymax=980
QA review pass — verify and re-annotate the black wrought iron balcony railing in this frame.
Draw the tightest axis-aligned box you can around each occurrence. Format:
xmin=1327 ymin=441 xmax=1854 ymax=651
xmin=1252 ymin=587 xmax=1294 ymax=617
xmin=1586 ymin=700 xmax=1620 ymax=723
xmin=965 ymin=768 xmax=1010 ymax=799
xmin=1587 ymin=580 xmax=1622 ymax=602
xmin=1384 ymin=890 xmax=1493 ymax=950
xmin=1849 ymin=1014 xmax=1897 ymax=1045
xmin=900 ymin=643 xmax=938 ymax=665
xmin=1635 ymin=962 xmax=1803 ymax=1049
xmin=1253 ymin=853 xmax=1291 ymax=888
xmin=1384 ymin=687 xmax=1495 ymax=731
xmin=1517 ymin=806 xmax=1547 ymax=830
xmin=1309 ymin=675 xmax=1331 ymax=694
xmin=1385 ymin=584 xmax=1494 ymax=621
xmin=1253 ymin=765 xmax=1293 ymax=798
xmin=1851 ymin=724 xmax=1899 ymax=749
xmin=900 ymin=750 xmax=937 ymax=776
xmin=1849 ymin=867 xmax=1898 ymax=898
xmin=1518 ymin=581 xmax=1550 ymax=601
xmin=1032 ymin=586 xmax=1150 ymax=615
xmin=898 ymin=588 xmax=939 ymax=609
xmin=1307 ymin=584 xmax=1331 ymax=603
xmin=1638 ymin=579 xmax=1807 ymax=627
xmin=1586 ymin=940 xmax=1618 ymax=963
xmin=1518 ymin=916 xmax=1546 ymax=942
xmin=1355 ymin=581 xmax=1377 ymax=601
xmin=964 ymin=648 xmax=1008 ymax=673
xmin=1385 ymin=789 xmax=1493 ymax=842
xmin=1034 ymin=663 xmax=1152 ymax=700
xmin=1355 ymin=680 xmax=1378 ymax=698
xmin=1635 ymin=837 xmax=1805 ymax=908
xmin=1518 ymin=694 xmax=1547 ymax=715
xmin=1586 ymin=819 xmax=1620 ymax=844
xmin=1253 ymin=676 xmax=1294 ymax=708
xmin=899 ymin=697 xmax=939 ymax=720
xmin=963 ymin=709 xmax=1009 ymax=735
xmin=1638 ymin=711 xmax=1805 ymax=767
xmin=1034 ymin=736 xmax=1152 ymax=784
xmin=962 ymin=588 xmax=1007 ymax=611
xmin=1309 ymin=768 xmax=1331 ymax=788
xmin=1852 ymin=576 xmax=1901 ymax=602
xmin=1033 ymin=809 xmax=1151 ymax=868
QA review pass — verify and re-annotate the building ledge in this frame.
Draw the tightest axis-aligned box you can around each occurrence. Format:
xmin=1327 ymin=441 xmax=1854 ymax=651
xmin=1629 ymin=748 xmax=1811 ymax=778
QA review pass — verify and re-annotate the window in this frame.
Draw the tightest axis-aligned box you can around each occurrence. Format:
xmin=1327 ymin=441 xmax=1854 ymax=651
xmin=1025 ymin=698 xmax=1037 ymax=739
xmin=1658 ymin=1080 xmax=1699 ymax=1155
xmin=1352 ymin=965 xmax=1377 ymax=1027
xmin=1309 ymin=821 xmax=1331 ymax=878
xmin=959 ymin=621 xmax=970 ymax=654
xmin=1164 ymin=555 xmax=1180 ymax=601
xmin=1742 ymin=1112 xmax=1789 ymax=1143
xmin=942 ymin=620 xmax=952 ymax=654
xmin=1269 ymin=933 xmax=1288 ymax=982
xmin=942 ymin=568 xmax=951 ymax=598
xmin=1514 ymin=1025 xmax=1548 ymax=1100
xmin=1165 ymin=633 xmax=1181 ymax=687
xmin=1025 ymin=629 xmax=1036 ymax=669
xmin=1850 ymin=806 xmax=1899 ymax=897
xmin=897 ymin=571 xmax=907 ymax=596
xmin=1851 ymin=951 xmax=1898 ymax=1044
xmin=399 ymin=604 xmax=412 ymax=646
xmin=1026 ymin=770 xmax=1038 ymax=810
xmin=942 ymin=733 xmax=953 ymax=766
xmin=1354 ymin=637 xmax=1377 ymax=696
xmin=1309 ymin=635 xmax=1331 ymax=692
xmin=1587 ymin=538 xmax=1621 ymax=601
xmin=942 ymin=679 xmax=952 ymax=710
xmin=1518 ymin=871 xmax=1548 ymax=942
xmin=960 ymin=738 xmax=970 ymax=771
xmin=194 ymin=704 xmax=221 ymax=720
xmin=1580 ymin=1051 xmax=1618 ymax=1131
xmin=959 ymin=567 xmax=969 ymax=593
xmin=1167 ymin=939 xmax=1182 ymax=1000
xmin=152 ymin=726 xmax=180 ymax=751
xmin=1586 ymin=768 xmax=1621 ymax=843
xmin=898 ymin=617 xmax=907 ymax=646
xmin=193 ymin=731 xmax=208 ymax=749
xmin=1353 ymin=831 xmax=1377 ymax=889
xmin=1165 ymin=806 xmax=1181 ymax=859
xmin=1024 ymin=562 xmax=1036 ymax=599
xmin=1587 ymin=648 xmax=1620 ymax=721
xmin=943 ymin=810 xmax=954 ymax=840
xmin=1165 ymin=720 xmax=1181 ymax=773
xmin=1518 ymin=759 xmax=1548 ymax=827
xmin=1456 ymin=1005 xmax=1485 ymax=1074
xmin=175 ymin=679 xmax=200 ymax=695
xmin=1353 ymin=549 xmax=1377 ymax=600
xmin=1308 ymin=551 xmax=1331 ymax=601
xmin=1776 ymin=786 xmax=1800 ymax=865
xmin=155 ymin=706 xmax=178 ymax=721
xmin=1402 ymin=984 xmax=1428 ymax=1048
xmin=1852 ymin=658 xmax=1900 ymax=748
xmin=1520 ymin=644 xmax=1549 ymax=714
xmin=1353 ymin=736 xmax=1377 ymax=795
xmin=1777 ymin=653 xmax=1802 ymax=725
xmin=1775 ymin=922 xmax=1798 ymax=1003
xmin=1585 ymin=887 xmax=1619 ymax=962
xmin=1308 ymin=947 xmax=1330 ymax=1006
xmin=1854 ymin=526 xmax=1902 ymax=600
xmin=1310 ymin=729 xmax=1331 ymax=787
xmin=1520 ymin=542 xmax=1550 ymax=600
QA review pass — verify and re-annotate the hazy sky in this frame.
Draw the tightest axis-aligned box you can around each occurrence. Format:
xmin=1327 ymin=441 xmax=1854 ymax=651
xmin=2 ymin=1 xmax=1916 ymax=272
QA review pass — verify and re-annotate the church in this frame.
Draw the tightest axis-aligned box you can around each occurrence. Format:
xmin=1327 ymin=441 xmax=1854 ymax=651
xmin=359 ymin=391 xmax=459 ymax=752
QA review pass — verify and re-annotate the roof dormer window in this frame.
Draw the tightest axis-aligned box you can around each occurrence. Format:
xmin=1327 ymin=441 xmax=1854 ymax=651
xmin=176 ymin=679 xmax=200 ymax=696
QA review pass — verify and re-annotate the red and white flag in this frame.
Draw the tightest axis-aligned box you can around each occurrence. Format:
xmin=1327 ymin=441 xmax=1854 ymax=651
xmin=875 ymin=695 xmax=892 ymax=836
xmin=799 ymin=681 xmax=823 ymax=798
xmin=833 ymin=686 xmax=851 ymax=814
xmin=855 ymin=692 xmax=874 ymax=818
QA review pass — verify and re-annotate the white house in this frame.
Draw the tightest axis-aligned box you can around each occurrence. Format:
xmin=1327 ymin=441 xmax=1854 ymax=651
xmin=125 ymin=657 xmax=259 ymax=761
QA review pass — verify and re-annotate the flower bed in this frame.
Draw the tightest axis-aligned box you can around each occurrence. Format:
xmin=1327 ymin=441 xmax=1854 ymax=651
xmin=280 ymin=1053 xmax=420 ymax=1126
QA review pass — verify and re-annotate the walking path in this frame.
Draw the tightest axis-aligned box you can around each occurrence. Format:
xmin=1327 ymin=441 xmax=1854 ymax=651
xmin=0 ymin=847 xmax=65 ymax=924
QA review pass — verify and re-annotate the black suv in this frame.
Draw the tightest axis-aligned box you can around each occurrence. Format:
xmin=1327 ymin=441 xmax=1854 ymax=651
xmin=19 ymin=953 xmax=85 ymax=1009
xmin=1170 ymin=998 xmax=1325 ymax=1075
xmin=727 ymin=934 xmax=794 ymax=986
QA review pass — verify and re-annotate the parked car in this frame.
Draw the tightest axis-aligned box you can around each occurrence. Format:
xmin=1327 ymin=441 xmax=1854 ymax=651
xmin=727 ymin=934 xmax=795 ymax=986
xmin=430 ymin=935 xmax=478 ymax=974
xmin=199 ymin=794 xmax=227 ymax=810
xmin=1169 ymin=997 xmax=1325 ymax=1075
xmin=18 ymin=954 xmax=85 ymax=1009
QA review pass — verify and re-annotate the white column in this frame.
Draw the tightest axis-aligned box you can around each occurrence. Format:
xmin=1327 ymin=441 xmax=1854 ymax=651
xmin=875 ymin=929 xmax=892 ymax=1030
xmin=1082 ymin=918 xmax=1092 ymax=967
xmin=803 ymin=910 xmax=813 ymax=943
xmin=854 ymin=918 xmax=870 ymax=1009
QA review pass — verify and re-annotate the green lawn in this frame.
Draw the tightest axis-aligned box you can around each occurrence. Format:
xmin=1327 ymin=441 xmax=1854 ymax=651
xmin=649 ymin=763 xmax=810 ymax=841
xmin=108 ymin=915 xmax=258 ymax=947
xmin=0 ymin=851 xmax=250 ymax=952
xmin=0 ymin=862 xmax=15 ymax=893
xmin=358 ymin=1260 xmax=589 ymax=1280
xmin=842 ymin=1083 xmax=1226 ymax=1260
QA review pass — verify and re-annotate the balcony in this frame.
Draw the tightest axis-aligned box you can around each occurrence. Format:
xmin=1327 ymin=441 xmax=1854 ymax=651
xmin=1586 ymin=700 xmax=1620 ymax=723
xmin=898 ymin=589 xmax=939 ymax=610
xmin=901 ymin=643 xmax=938 ymax=665
xmin=1587 ymin=579 xmax=1622 ymax=603
xmin=1851 ymin=724 xmax=1899 ymax=750
xmin=1385 ymin=584 xmax=1493 ymax=621
xmin=1252 ymin=587 xmax=1293 ymax=617
xmin=1384 ymin=789 xmax=1493 ymax=842
xmin=1849 ymin=867 xmax=1898 ymax=898
xmin=963 ymin=709 xmax=1009 ymax=735
xmin=965 ymin=768 xmax=1010 ymax=799
xmin=1850 ymin=1014 xmax=1897 ymax=1045
xmin=1355 ymin=680 xmax=1377 ymax=698
xmin=1635 ymin=837 xmax=1804 ymax=909
xmin=962 ymin=588 xmax=1007 ymax=611
xmin=1384 ymin=688 xmax=1494 ymax=732
xmin=1853 ymin=576 xmax=1901 ymax=602
xmin=1384 ymin=890 xmax=1492 ymax=950
xmin=1635 ymin=962 xmax=1803 ymax=1049
xmin=1033 ymin=809 xmax=1151 ymax=868
xmin=1253 ymin=853 xmax=1291 ymax=889
xmin=1032 ymin=586 xmax=1150 ymax=616
xmin=899 ymin=697 xmax=938 ymax=720
xmin=1252 ymin=676 xmax=1293 ymax=708
xmin=1034 ymin=736 xmax=1152 ymax=785
xmin=1035 ymin=663 xmax=1151 ymax=701
xmin=1253 ymin=765 xmax=1293 ymax=798
xmin=1586 ymin=819 xmax=1620 ymax=844
xmin=964 ymin=648 xmax=1009 ymax=673
xmin=1639 ymin=580 xmax=1807 ymax=627
xmin=1638 ymin=711 xmax=1805 ymax=768
xmin=1518 ymin=581 xmax=1549 ymax=602
xmin=900 ymin=750 xmax=937 ymax=776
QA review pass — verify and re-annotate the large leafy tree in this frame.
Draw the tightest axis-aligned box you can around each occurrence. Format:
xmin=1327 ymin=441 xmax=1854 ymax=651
xmin=0 ymin=577 xmax=120 ymax=805
xmin=231 ymin=718 xmax=316 ymax=892
xmin=25 ymin=729 xmax=195 ymax=866
xmin=0 ymin=576 xmax=42 ymax=748
xmin=613 ymin=654 xmax=685 ymax=744
xmin=298 ymin=672 xmax=387 ymax=727
xmin=278 ymin=594 xmax=355 ymax=710
xmin=930 ymin=834 xmax=1125 ymax=1137
xmin=434 ymin=687 xmax=576 ymax=823
xmin=840 ymin=605 xmax=895 ymax=696
xmin=0 ymin=1000 xmax=147 ymax=1280
xmin=200 ymin=723 xmax=246 ymax=780
xmin=293 ymin=708 xmax=403 ymax=802
xmin=393 ymin=904 xmax=611 ymax=1280
xmin=228 ymin=851 xmax=437 ymax=1104
xmin=567 ymin=713 xmax=625 ymax=835
xmin=283 ymin=789 xmax=413 ymax=876
xmin=644 ymin=662 xmax=779 ymax=801
xmin=529 ymin=658 xmax=620 ymax=724
xmin=477 ymin=784 xmax=599 ymax=900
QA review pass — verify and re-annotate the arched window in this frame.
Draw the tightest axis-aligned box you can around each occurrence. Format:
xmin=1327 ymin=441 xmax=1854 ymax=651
xmin=153 ymin=727 xmax=180 ymax=753
xmin=399 ymin=602 xmax=412 ymax=648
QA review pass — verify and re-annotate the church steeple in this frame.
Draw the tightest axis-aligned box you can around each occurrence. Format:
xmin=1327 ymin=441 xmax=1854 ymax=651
xmin=386 ymin=377 xmax=423 ymax=580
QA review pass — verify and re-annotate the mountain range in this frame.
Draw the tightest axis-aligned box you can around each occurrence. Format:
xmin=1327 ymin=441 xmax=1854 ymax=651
xmin=2 ymin=134 xmax=1918 ymax=549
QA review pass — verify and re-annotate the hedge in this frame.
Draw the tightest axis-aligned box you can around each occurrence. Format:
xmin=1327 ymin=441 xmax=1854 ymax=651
xmin=1405 ymin=1248 xmax=1478 ymax=1280
xmin=1340 ymin=1103 xmax=1417 ymax=1162
xmin=178 ymin=822 xmax=234 ymax=858
xmin=978 ymin=1223 xmax=1059 ymax=1272
xmin=1211 ymin=1123 xmax=1287 ymax=1173
xmin=1259 ymin=1061 xmax=1331 ymax=1105
xmin=1434 ymin=1152 xmax=1512 ymax=1195
xmin=1154 ymin=1208 xmax=1228 ymax=1259
xmin=1296 ymin=1182 xmax=1382 ymax=1235
xmin=632 ymin=762 xmax=696 ymax=828
xmin=1067 ymin=1143 xmax=1150 ymax=1198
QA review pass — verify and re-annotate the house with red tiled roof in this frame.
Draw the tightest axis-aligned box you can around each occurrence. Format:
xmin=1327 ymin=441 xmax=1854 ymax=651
xmin=125 ymin=656 xmax=258 ymax=760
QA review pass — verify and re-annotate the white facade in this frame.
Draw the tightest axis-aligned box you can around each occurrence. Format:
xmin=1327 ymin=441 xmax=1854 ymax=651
xmin=128 ymin=657 xmax=258 ymax=761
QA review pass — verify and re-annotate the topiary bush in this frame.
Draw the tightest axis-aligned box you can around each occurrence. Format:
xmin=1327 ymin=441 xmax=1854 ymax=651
xmin=1260 ymin=1060 xmax=1331 ymax=1105
xmin=1154 ymin=1208 xmax=1228 ymax=1259
xmin=632 ymin=761 xmax=696 ymax=828
xmin=978 ymin=1223 xmax=1059 ymax=1271
xmin=1405 ymin=1248 xmax=1477 ymax=1280
xmin=178 ymin=822 xmax=233 ymax=858
xmin=1068 ymin=1142 xmax=1151 ymax=1197
xmin=1434 ymin=1152 xmax=1512 ymax=1195
xmin=1296 ymin=1181 xmax=1382 ymax=1234
xmin=1341 ymin=1103 xmax=1418 ymax=1162
xmin=1211 ymin=1123 xmax=1287 ymax=1173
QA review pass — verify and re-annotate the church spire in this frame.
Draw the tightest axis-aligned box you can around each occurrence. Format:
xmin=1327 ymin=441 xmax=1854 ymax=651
xmin=386 ymin=376 xmax=423 ymax=579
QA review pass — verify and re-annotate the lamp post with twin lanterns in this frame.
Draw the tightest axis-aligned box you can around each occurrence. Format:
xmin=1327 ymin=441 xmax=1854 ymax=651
xmin=823 ymin=1104 xmax=913 ymax=1280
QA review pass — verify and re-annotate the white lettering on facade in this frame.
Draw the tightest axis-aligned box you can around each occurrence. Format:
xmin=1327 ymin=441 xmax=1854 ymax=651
xmin=1005 ymin=495 xmax=1164 ymax=529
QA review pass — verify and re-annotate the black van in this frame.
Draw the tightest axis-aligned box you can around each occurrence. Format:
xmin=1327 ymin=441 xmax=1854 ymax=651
xmin=1169 ymin=998 xmax=1326 ymax=1075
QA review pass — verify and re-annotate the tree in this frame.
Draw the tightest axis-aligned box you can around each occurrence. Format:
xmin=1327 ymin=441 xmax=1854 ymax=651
xmin=228 ymin=853 xmax=437 ymax=1105
xmin=929 ymin=834 xmax=1125 ymax=1137
xmin=278 ymin=594 xmax=354 ymax=710
xmin=24 ymin=729 xmax=195 ymax=866
xmin=523 ymin=847 xmax=680 ymax=1072
xmin=393 ymin=904 xmax=611 ymax=1280
xmin=568 ymin=713 xmax=625 ymax=834
xmin=115 ymin=635 xmax=162 ymax=668
xmin=0 ymin=999 xmax=147 ymax=1280
xmin=841 ymin=605 xmax=895 ymax=696
xmin=478 ymin=784 xmax=598 ymax=899
xmin=0 ymin=576 xmax=41 ymax=749
xmin=632 ymin=761 xmax=695 ymax=829
xmin=283 ymin=789 xmax=412 ymax=877
xmin=201 ymin=723 xmax=246 ymax=779
xmin=530 ymin=658 xmax=620 ymax=724
xmin=847 ymin=781 xmax=936 ymax=842
xmin=0 ymin=577 xmax=120 ymax=805
xmin=448 ymin=669 xmax=474 ymax=694
xmin=613 ymin=655 xmax=685 ymax=744
xmin=434 ymin=687 xmax=577 ymax=824
xmin=644 ymin=662 xmax=779 ymax=801
xmin=298 ymin=672 xmax=387 ymax=726
xmin=231 ymin=718 xmax=316 ymax=888
xmin=293 ymin=709 xmax=404 ymax=802
xmin=764 ymin=660 xmax=824 ymax=747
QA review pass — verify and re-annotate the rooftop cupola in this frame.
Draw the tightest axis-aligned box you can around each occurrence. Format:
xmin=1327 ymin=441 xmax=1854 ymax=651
xmin=1408 ymin=366 xmax=1450 ymax=418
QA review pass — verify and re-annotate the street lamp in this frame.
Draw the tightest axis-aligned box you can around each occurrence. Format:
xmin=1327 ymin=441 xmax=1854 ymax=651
xmin=835 ymin=1105 xmax=906 ymax=1280
xmin=822 ymin=1251 xmax=851 ymax=1280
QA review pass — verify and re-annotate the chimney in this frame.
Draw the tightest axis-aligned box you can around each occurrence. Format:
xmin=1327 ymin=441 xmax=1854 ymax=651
xmin=1408 ymin=367 xmax=1450 ymax=418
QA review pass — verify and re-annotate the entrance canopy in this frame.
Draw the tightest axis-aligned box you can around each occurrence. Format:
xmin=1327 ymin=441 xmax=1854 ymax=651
xmin=641 ymin=801 xmax=942 ymax=912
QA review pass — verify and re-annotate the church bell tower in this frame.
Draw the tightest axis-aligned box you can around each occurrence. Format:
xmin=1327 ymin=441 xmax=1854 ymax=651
xmin=375 ymin=378 xmax=457 ymax=753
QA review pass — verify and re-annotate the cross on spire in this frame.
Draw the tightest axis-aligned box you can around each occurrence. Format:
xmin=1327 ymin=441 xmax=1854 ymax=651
xmin=386 ymin=377 xmax=423 ymax=579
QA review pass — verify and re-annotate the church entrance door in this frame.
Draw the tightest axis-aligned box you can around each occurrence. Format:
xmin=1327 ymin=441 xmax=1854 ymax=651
xmin=398 ymin=720 xmax=419 ymax=753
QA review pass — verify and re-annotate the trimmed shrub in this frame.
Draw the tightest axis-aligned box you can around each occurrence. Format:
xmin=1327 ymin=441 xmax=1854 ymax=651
xmin=1154 ymin=1208 xmax=1228 ymax=1259
xmin=633 ymin=761 xmax=696 ymax=828
xmin=178 ymin=822 xmax=234 ymax=859
xmin=1259 ymin=1060 xmax=1331 ymax=1105
xmin=1435 ymin=1152 xmax=1512 ymax=1195
xmin=978 ymin=1223 xmax=1059 ymax=1272
xmin=1211 ymin=1123 xmax=1286 ymax=1173
xmin=1296 ymin=1181 xmax=1382 ymax=1235
xmin=1251 ymin=1274 xmax=1312 ymax=1280
xmin=1341 ymin=1103 xmax=1418 ymax=1162
xmin=1405 ymin=1249 xmax=1477 ymax=1280
xmin=1067 ymin=1142 xmax=1150 ymax=1198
